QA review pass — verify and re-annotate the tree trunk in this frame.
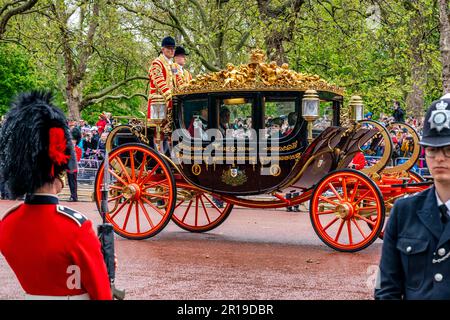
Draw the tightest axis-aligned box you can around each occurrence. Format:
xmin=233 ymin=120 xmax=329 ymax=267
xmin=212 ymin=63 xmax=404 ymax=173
xmin=265 ymin=30 xmax=287 ymax=65
xmin=406 ymin=1 xmax=427 ymax=118
xmin=66 ymin=85 xmax=82 ymax=120
xmin=439 ymin=0 xmax=450 ymax=93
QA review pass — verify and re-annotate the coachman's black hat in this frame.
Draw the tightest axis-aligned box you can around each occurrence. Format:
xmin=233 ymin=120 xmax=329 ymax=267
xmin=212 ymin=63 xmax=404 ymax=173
xmin=174 ymin=46 xmax=189 ymax=56
xmin=420 ymin=94 xmax=450 ymax=147
xmin=0 ymin=91 xmax=73 ymax=198
xmin=161 ymin=36 xmax=176 ymax=48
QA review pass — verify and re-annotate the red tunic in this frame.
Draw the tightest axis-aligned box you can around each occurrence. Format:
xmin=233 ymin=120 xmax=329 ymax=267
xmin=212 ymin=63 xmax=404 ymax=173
xmin=0 ymin=194 xmax=112 ymax=300
xmin=147 ymin=55 xmax=178 ymax=118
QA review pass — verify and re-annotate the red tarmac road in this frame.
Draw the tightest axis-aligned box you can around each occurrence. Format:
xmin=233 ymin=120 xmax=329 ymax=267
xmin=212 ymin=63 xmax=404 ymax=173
xmin=0 ymin=200 xmax=382 ymax=300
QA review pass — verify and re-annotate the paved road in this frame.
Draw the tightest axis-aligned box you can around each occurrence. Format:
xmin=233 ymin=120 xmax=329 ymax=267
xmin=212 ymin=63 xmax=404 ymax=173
xmin=0 ymin=200 xmax=382 ymax=300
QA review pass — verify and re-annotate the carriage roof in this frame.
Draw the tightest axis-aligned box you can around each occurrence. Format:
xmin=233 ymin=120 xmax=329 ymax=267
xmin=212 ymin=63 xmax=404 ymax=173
xmin=173 ymin=49 xmax=345 ymax=97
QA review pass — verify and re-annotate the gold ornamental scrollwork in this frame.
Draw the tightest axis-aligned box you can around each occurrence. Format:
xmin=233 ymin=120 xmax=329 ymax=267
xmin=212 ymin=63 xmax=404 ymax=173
xmin=174 ymin=49 xmax=344 ymax=96
xmin=266 ymin=141 xmax=298 ymax=152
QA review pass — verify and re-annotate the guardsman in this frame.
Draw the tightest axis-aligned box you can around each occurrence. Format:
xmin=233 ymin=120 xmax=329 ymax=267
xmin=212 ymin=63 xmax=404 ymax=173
xmin=0 ymin=91 xmax=111 ymax=300
xmin=375 ymin=95 xmax=450 ymax=299
xmin=173 ymin=46 xmax=192 ymax=87
xmin=147 ymin=36 xmax=177 ymax=121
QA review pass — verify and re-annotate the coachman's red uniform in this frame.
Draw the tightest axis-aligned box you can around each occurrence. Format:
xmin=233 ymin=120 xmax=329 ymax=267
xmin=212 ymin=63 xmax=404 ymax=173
xmin=147 ymin=54 xmax=185 ymax=119
xmin=0 ymin=194 xmax=111 ymax=300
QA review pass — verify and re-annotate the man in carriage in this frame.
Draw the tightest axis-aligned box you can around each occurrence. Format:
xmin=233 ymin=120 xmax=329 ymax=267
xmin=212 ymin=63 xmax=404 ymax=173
xmin=173 ymin=46 xmax=192 ymax=86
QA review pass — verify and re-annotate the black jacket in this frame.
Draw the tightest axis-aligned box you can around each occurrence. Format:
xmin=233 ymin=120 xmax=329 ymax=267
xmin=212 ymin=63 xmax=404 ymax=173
xmin=375 ymin=186 xmax=450 ymax=299
xmin=393 ymin=107 xmax=405 ymax=122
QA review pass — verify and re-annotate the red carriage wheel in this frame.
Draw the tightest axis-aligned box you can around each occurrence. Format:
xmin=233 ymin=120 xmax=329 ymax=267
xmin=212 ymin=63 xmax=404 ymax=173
xmin=310 ymin=169 xmax=385 ymax=252
xmin=94 ymin=143 xmax=176 ymax=240
xmin=171 ymin=183 xmax=233 ymax=232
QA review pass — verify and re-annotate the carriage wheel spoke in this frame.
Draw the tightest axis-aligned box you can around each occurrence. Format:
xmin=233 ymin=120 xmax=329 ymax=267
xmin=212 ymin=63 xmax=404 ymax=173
xmin=349 ymin=180 xmax=360 ymax=203
xmin=114 ymin=157 xmax=132 ymax=183
xmin=175 ymin=199 xmax=185 ymax=209
xmin=109 ymin=169 xmax=128 ymax=186
xmin=108 ymin=194 xmax=123 ymax=202
xmin=358 ymin=205 xmax=378 ymax=211
xmin=347 ymin=220 xmax=353 ymax=245
xmin=317 ymin=209 xmax=336 ymax=215
xmin=323 ymin=217 xmax=339 ymax=231
xmin=110 ymin=198 xmax=130 ymax=220
xmin=139 ymin=164 xmax=161 ymax=185
xmin=319 ymin=196 xmax=339 ymax=207
xmin=142 ymin=192 xmax=170 ymax=200
xmin=195 ymin=197 xmax=199 ymax=227
xmin=141 ymin=196 xmax=166 ymax=217
xmin=135 ymin=201 xmax=140 ymax=233
xmin=352 ymin=218 xmax=367 ymax=238
xmin=334 ymin=220 xmax=345 ymax=242
xmin=328 ymin=182 xmax=343 ymax=201
xmin=122 ymin=201 xmax=133 ymax=230
xmin=138 ymin=200 xmax=154 ymax=229
xmin=129 ymin=151 xmax=136 ymax=182
xmin=110 ymin=185 xmax=123 ymax=191
xmin=202 ymin=194 xmax=224 ymax=213
xmin=137 ymin=154 xmax=148 ymax=180
xmin=199 ymin=195 xmax=211 ymax=224
xmin=180 ymin=200 xmax=193 ymax=222
xmin=142 ymin=179 xmax=167 ymax=190
xmin=355 ymin=214 xmax=376 ymax=226
xmin=342 ymin=178 xmax=348 ymax=201
xmin=353 ymin=190 xmax=372 ymax=206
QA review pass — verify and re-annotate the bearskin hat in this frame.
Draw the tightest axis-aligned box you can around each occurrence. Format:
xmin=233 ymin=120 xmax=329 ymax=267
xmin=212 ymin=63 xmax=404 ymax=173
xmin=0 ymin=91 xmax=73 ymax=199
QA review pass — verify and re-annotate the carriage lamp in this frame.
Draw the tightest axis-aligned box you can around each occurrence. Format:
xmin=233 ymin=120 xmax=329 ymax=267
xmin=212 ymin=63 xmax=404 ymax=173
xmin=149 ymin=101 xmax=167 ymax=123
xmin=349 ymin=95 xmax=364 ymax=122
xmin=149 ymin=99 xmax=168 ymax=152
xmin=302 ymin=89 xmax=320 ymax=144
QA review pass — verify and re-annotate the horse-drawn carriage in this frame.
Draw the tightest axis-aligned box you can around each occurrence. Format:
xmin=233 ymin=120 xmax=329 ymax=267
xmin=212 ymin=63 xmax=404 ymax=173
xmin=94 ymin=49 xmax=431 ymax=252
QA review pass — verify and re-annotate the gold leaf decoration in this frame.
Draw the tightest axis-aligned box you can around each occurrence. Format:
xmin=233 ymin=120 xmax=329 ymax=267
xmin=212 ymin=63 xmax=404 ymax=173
xmin=174 ymin=49 xmax=344 ymax=96
xmin=221 ymin=168 xmax=248 ymax=186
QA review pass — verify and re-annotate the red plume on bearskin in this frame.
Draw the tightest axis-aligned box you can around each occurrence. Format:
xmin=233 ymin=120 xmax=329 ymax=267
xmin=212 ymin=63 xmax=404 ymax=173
xmin=48 ymin=127 xmax=70 ymax=177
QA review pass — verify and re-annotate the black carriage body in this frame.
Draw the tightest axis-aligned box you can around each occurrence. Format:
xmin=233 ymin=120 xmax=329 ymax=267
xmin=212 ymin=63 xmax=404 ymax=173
xmin=172 ymin=90 xmax=345 ymax=196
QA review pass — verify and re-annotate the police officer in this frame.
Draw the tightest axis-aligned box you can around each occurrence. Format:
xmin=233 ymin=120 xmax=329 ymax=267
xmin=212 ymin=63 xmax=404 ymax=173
xmin=375 ymin=95 xmax=450 ymax=299
xmin=0 ymin=91 xmax=112 ymax=300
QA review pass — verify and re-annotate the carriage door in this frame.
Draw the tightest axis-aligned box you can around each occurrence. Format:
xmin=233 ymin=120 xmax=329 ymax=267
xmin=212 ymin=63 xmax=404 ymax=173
xmin=211 ymin=95 xmax=259 ymax=195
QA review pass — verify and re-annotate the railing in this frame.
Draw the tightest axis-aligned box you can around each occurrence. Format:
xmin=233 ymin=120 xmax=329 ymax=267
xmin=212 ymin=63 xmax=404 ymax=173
xmin=78 ymin=159 xmax=102 ymax=185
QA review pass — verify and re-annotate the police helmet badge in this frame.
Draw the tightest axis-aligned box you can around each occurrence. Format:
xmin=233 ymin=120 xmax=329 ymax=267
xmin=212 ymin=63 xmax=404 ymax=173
xmin=429 ymin=100 xmax=450 ymax=132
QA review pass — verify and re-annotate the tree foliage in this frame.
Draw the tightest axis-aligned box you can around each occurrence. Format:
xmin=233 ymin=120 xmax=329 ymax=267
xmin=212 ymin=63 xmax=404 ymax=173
xmin=0 ymin=0 xmax=447 ymax=120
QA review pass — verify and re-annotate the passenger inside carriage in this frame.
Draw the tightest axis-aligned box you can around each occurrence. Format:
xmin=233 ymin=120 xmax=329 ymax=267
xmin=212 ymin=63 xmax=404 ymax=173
xmin=187 ymin=106 xmax=208 ymax=139
xmin=219 ymin=106 xmax=231 ymax=135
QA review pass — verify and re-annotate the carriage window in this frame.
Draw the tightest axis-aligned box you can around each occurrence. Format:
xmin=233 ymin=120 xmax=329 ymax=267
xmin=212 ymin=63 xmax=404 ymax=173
xmin=183 ymin=98 xmax=208 ymax=138
xmin=219 ymin=97 xmax=253 ymax=138
xmin=264 ymin=97 xmax=297 ymax=138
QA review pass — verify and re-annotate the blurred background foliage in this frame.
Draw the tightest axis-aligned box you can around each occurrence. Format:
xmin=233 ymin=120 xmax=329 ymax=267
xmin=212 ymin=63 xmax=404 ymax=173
xmin=0 ymin=0 xmax=448 ymax=122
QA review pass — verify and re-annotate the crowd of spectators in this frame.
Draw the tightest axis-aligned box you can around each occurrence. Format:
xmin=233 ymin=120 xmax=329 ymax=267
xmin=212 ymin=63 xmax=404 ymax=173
xmin=69 ymin=112 xmax=112 ymax=162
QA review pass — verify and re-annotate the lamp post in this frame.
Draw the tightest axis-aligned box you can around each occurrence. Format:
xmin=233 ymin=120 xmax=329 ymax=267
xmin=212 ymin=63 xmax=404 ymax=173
xmin=302 ymin=89 xmax=320 ymax=144
xmin=349 ymin=95 xmax=364 ymax=122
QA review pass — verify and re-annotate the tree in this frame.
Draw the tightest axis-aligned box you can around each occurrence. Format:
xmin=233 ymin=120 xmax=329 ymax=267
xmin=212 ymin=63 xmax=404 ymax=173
xmin=0 ymin=0 xmax=37 ymax=38
xmin=256 ymin=0 xmax=304 ymax=64
xmin=0 ymin=43 xmax=39 ymax=113
xmin=439 ymin=0 xmax=450 ymax=93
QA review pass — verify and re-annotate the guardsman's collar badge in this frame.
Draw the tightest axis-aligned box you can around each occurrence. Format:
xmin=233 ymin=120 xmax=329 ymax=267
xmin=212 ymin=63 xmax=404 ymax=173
xmin=429 ymin=100 xmax=450 ymax=132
